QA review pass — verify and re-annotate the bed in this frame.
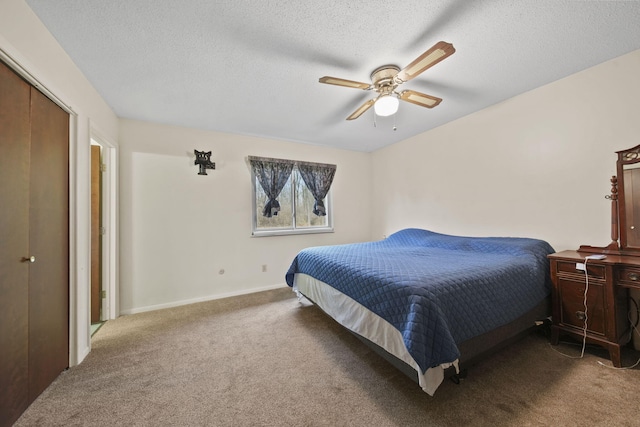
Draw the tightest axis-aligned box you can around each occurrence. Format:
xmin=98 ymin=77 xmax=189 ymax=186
xmin=285 ymin=228 xmax=555 ymax=395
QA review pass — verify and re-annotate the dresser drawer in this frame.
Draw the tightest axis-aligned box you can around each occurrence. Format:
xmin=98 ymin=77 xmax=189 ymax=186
xmin=557 ymin=278 xmax=605 ymax=335
xmin=555 ymin=260 xmax=606 ymax=279
xmin=616 ymin=266 xmax=640 ymax=288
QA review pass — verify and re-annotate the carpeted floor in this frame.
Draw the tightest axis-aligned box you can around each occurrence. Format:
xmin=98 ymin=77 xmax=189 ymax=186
xmin=15 ymin=287 xmax=640 ymax=426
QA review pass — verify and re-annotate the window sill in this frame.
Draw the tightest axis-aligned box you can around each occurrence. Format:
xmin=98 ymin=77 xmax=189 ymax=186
xmin=251 ymin=227 xmax=334 ymax=237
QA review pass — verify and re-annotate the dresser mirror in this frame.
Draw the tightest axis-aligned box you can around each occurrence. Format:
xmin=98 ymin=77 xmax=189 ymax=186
xmin=617 ymin=144 xmax=640 ymax=253
xmin=579 ymin=144 xmax=640 ymax=256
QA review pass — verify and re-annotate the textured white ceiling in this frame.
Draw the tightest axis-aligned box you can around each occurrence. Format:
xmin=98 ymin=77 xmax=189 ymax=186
xmin=24 ymin=0 xmax=640 ymax=152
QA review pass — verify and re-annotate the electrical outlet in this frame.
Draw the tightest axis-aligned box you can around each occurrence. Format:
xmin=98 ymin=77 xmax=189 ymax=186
xmin=576 ymin=262 xmax=586 ymax=271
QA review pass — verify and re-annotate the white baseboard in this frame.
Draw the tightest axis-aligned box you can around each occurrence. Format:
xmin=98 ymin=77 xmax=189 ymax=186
xmin=119 ymin=283 xmax=289 ymax=316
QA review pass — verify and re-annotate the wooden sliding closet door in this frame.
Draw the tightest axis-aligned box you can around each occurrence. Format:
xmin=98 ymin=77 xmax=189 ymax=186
xmin=27 ymin=87 xmax=70 ymax=401
xmin=0 ymin=55 xmax=32 ymax=427
xmin=0 ymin=60 xmax=69 ymax=426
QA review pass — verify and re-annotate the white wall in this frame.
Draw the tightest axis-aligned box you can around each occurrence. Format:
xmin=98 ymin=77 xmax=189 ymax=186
xmin=372 ymin=49 xmax=640 ymax=253
xmin=118 ymin=119 xmax=372 ymax=314
xmin=0 ymin=0 xmax=120 ymax=365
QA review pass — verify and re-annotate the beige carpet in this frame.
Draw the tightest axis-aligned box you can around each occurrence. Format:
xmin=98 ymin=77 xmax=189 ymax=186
xmin=15 ymin=287 xmax=640 ymax=427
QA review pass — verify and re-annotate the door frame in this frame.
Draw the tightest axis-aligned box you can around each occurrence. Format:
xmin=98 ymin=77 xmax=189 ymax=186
xmin=90 ymin=129 xmax=118 ymax=321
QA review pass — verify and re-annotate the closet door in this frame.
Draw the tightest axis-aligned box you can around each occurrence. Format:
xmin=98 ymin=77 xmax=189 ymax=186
xmin=0 ymin=60 xmax=69 ymax=425
xmin=27 ymin=87 xmax=70 ymax=401
xmin=0 ymin=60 xmax=31 ymax=426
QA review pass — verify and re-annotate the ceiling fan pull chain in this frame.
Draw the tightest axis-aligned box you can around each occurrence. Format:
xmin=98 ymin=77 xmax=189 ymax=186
xmin=373 ymin=111 xmax=377 ymax=128
xmin=393 ymin=112 xmax=397 ymax=131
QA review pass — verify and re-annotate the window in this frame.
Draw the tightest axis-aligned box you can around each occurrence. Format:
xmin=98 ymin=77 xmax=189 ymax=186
xmin=250 ymin=157 xmax=335 ymax=236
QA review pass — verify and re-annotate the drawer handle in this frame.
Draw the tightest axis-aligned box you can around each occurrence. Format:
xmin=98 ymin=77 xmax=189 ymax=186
xmin=627 ymin=273 xmax=640 ymax=281
xmin=576 ymin=311 xmax=586 ymax=320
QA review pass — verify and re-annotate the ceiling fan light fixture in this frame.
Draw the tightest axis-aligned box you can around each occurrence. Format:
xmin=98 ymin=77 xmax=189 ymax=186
xmin=374 ymin=95 xmax=399 ymax=116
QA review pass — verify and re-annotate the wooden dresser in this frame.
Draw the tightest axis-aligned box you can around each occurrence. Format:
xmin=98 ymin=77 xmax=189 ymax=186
xmin=548 ymin=250 xmax=639 ymax=366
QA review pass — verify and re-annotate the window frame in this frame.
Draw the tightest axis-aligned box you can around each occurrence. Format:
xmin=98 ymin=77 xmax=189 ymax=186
xmin=251 ymin=166 xmax=334 ymax=237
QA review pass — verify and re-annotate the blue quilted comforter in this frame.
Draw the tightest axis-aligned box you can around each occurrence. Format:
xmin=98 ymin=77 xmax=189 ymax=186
xmin=285 ymin=228 xmax=554 ymax=373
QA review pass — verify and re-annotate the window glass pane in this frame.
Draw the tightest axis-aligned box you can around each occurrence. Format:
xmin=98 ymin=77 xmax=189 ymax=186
xmin=294 ymin=171 xmax=328 ymax=227
xmin=255 ymin=177 xmax=293 ymax=229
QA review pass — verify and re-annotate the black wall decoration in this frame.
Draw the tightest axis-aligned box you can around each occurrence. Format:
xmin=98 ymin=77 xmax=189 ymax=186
xmin=194 ymin=150 xmax=215 ymax=175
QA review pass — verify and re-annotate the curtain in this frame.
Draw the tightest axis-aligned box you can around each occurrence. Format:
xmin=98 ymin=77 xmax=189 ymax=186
xmin=249 ymin=156 xmax=295 ymax=218
xmin=297 ymin=161 xmax=337 ymax=216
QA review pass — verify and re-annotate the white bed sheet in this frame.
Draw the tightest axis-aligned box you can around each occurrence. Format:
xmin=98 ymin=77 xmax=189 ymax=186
xmin=293 ymin=273 xmax=458 ymax=396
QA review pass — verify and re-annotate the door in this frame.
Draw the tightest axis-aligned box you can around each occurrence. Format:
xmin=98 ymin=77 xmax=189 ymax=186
xmin=27 ymin=86 xmax=69 ymax=401
xmin=0 ymin=60 xmax=69 ymax=426
xmin=0 ymin=55 xmax=31 ymax=427
xmin=91 ymin=144 xmax=102 ymax=323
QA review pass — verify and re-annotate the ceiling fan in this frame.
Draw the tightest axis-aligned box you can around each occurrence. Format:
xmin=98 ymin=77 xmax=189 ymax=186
xmin=319 ymin=41 xmax=455 ymax=120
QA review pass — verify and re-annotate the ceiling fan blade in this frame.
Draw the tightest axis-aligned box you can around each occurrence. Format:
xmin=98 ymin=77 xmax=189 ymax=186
xmin=395 ymin=41 xmax=455 ymax=83
xmin=346 ymin=99 xmax=375 ymax=120
xmin=319 ymin=76 xmax=371 ymax=90
xmin=399 ymin=90 xmax=442 ymax=108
